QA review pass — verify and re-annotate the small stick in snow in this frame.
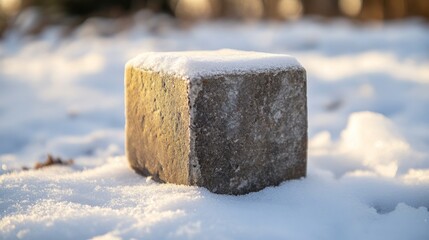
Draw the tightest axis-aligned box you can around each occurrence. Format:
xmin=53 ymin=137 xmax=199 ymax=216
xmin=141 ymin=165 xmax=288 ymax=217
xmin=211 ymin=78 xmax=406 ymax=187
xmin=22 ymin=154 xmax=74 ymax=170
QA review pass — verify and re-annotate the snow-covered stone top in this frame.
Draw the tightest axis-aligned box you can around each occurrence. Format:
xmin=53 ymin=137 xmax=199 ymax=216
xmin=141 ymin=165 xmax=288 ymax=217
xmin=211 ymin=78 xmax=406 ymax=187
xmin=126 ymin=49 xmax=302 ymax=79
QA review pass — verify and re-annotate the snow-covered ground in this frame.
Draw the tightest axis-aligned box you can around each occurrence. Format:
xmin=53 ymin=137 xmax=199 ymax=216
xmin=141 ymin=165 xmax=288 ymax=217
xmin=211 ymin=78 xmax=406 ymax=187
xmin=1 ymin=11 xmax=429 ymax=239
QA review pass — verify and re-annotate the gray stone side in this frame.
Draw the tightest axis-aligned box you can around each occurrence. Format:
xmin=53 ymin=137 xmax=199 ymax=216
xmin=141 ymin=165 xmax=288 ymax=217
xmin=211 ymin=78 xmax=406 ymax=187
xmin=125 ymin=67 xmax=191 ymax=185
xmin=189 ymin=69 xmax=307 ymax=195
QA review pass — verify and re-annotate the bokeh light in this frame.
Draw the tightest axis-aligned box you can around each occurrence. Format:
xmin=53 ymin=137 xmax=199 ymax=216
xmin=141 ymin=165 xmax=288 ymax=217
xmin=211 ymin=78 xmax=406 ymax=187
xmin=0 ymin=0 xmax=21 ymax=15
xmin=339 ymin=0 xmax=363 ymax=17
xmin=278 ymin=0 xmax=303 ymax=20
xmin=171 ymin=0 xmax=213 ymax=20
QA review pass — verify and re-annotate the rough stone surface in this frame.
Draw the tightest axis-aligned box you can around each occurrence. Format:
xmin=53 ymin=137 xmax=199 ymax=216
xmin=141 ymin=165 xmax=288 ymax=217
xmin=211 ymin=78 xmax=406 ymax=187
xmin=125 ymin=69 xmax=190 ymax=185
xmin=125 ymin=51 xmax=307 ymax=195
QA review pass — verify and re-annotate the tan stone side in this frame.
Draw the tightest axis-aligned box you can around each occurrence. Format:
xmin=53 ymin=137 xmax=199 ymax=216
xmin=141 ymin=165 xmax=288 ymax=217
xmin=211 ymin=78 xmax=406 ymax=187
xmin=125 ymin=66 xmax=190 ymax=185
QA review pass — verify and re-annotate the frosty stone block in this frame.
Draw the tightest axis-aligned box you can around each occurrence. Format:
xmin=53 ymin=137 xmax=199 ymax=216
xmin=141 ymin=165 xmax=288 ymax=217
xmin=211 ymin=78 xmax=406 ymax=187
xmin=125 ymin=50 xmax=307 ymax=195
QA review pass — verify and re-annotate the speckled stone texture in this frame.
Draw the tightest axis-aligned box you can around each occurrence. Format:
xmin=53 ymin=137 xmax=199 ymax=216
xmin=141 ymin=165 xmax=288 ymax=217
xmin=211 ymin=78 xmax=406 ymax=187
xmin=125 ymin=60 xmax=307 ymax=195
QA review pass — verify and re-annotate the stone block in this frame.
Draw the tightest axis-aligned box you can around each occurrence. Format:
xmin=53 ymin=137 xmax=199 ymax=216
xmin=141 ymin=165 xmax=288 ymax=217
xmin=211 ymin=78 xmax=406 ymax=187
xmin=125 ymin=49 xmax=307 ymax=195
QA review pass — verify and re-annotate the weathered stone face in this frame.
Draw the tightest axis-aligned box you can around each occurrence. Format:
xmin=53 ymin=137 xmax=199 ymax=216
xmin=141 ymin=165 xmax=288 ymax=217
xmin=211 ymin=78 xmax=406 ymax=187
xmin=188 ymin=70 xmax=307 ymax=194
xmin=125 ymin=69 xmax=191 ymax=185
xmin=125 ymin=50 xmax=307 ymax=195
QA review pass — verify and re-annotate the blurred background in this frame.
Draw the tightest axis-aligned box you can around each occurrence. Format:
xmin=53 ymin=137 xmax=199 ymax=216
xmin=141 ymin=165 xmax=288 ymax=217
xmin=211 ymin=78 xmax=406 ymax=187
xmin=0 ymin=0 xmax=428 ymax=170
xmin=1 ymin=0 xmax=429 ymax=37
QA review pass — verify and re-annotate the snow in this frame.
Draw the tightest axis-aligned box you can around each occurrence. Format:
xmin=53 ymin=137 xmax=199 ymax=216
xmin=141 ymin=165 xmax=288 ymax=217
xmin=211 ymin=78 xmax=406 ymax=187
xmin=1 ymin=12 xmax=429 ymax=239
xmin=127 ymin=49 xmax=302 ymax=79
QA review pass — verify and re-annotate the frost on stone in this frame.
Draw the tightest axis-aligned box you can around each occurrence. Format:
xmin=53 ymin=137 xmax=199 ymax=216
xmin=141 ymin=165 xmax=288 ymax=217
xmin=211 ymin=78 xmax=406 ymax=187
xmin=126 ymin=49 xmax=302 ymax=79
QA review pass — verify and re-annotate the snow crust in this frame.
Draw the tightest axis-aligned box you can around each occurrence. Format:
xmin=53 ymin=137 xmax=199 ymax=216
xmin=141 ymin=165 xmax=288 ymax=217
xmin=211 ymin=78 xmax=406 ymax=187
xmin=127 ymin=49 xmax=302 ymax=78
xmin=1 ymin=11 xmax=429 ymax=240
